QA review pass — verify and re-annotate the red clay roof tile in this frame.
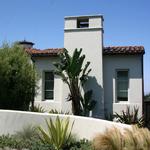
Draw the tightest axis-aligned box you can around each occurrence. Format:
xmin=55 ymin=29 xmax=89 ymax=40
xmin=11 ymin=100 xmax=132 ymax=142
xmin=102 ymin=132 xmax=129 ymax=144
xmin=103 ymin=46 xmax=145 ymax=55
xmin=26 ymin=46 xmax=144 ymax=57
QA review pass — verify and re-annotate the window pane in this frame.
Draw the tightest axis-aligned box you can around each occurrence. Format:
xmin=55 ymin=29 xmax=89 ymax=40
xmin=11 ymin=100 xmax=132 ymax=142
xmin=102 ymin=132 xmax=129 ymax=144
xmin=45 ymin=72 xmax=54 ymax=80
xmin=44 ymin=72 xmax=54 ymax=100
xmin=117 ymin=81 xmax=128 ymax=91
xmin=45 ymin=81 xmax=54 ymax=90
xmin=45 ymin=91 xmax=53 ymax=99
xmin=117 ymin=70 xmax=128 ymax=101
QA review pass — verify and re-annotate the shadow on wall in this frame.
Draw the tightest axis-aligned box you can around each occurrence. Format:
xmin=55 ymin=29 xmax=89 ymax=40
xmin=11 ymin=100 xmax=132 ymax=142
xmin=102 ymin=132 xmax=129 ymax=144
xmin=83 ymin=76 xmax=104 ymax=118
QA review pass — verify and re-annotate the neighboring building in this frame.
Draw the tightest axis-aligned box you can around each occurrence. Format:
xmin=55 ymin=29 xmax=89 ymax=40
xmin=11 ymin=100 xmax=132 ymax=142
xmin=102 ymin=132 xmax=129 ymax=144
xmin=20 ymin=15 xmax=145 ymax=118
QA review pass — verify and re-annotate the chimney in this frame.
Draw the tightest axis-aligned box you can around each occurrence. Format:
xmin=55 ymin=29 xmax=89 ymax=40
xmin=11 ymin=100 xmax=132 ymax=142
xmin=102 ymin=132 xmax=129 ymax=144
xmin=63 ymin=15 xmax=104 ymax=118
xmin=18 ymin=40 xmax=34 ymax=49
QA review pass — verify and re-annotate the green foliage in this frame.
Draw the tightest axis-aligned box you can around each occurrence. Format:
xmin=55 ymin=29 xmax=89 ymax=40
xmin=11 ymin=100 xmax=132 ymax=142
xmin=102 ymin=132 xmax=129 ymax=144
xmin=14 ymin=125 xmax=39 ymax=140
xmin=29 ymin=105 xmax=46 ymax=113
xmin=81 ymin=90 xmax=96 ymax=116
xmin=54 ymin=48 xmax=96 ymax=116
xmin=38 ymin=116 xmax=74 ymax=150
xmin=64 ymin=139 xmax=93 ymax=150
xmin=0 ymin=134 xmax=92 ymax=150
xmin=114 ymin=106 xmax=144 ymax=127
xmin=49 ymin=109 xmax=70 ymax=115
xmin=0 ymin=43 xmax=38 ymax=110
xmin=0 ymin=134 xmax=55 ymax=150
xmin=144 ymin=93 xmax=150 ymax=101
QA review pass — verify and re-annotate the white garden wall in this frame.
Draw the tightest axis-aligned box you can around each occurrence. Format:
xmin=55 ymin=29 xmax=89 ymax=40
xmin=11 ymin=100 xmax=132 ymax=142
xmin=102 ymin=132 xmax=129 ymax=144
xmin=0 ymin=110 xmax=130 ymax=140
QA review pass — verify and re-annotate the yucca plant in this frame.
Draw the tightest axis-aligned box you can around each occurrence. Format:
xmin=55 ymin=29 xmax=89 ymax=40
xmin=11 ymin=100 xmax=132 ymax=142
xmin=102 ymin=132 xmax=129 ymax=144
xmin=114 ymin=106 xmax=144 ymax=127
xmin=54 ymin=48 xmax=96 ymax=116
xmin=38 ymin=116 xmax=74 ymax=150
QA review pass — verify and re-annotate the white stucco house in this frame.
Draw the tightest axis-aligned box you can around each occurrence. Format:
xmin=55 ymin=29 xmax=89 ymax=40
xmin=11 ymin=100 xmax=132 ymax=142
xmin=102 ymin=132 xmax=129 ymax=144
xmin=19 ymin=15 xmax=145 ymax=118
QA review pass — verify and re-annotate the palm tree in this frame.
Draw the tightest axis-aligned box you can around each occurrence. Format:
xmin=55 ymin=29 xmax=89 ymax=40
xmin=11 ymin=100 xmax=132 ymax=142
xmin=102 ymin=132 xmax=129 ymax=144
xmin=54 ymin=48 xmax=96 ymax=116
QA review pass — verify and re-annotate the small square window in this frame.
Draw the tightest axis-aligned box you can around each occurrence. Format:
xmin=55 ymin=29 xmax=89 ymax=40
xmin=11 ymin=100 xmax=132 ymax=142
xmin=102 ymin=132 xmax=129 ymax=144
xmin=77 ymin=18 xmax=89 ymax=28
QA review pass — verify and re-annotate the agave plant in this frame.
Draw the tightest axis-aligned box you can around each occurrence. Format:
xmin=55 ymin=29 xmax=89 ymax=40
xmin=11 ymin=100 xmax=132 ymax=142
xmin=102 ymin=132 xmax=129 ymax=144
xmin=38 ymin=116 xmax=74 ymax=150
xmin=54 ymin=48 xmax=96 ymax=116
xmin=29 ymin=104 xmax=45 ymax=113
xmin=49 ymin=109 xmax=70 ymax=115
xmin=114 ymin=106 xmax=144 ymax=127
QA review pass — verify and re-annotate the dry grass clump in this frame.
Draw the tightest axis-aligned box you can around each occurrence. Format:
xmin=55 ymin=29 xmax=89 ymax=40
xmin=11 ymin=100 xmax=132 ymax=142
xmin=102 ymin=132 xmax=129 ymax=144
xmin=93 ymin=126 xmax=150 ymax=150
xmin=124 ymin=126 xmax=150 ymax=150
xmin=93 ymin=127 xmax=124 ymax=150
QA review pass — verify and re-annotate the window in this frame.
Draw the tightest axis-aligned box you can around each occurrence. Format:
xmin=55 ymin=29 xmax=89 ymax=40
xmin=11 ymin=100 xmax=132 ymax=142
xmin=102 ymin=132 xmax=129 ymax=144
xmin=116 ymin=70 xmax=129 ymax=101
xmin=44 ymin=72 xmax=54 ymax=100
xmin=77 ymin=18 xmax=89 ymax=28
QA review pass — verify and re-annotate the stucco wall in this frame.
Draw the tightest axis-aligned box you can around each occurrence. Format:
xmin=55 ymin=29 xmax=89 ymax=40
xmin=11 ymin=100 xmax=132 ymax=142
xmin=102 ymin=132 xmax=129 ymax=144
xmin=0 ymin=110 xmax=130 ymax=140
xmin=33 ymin=57 xmax=64 ymax=111
xmin=64 ymin=15 xmax=104 ymax=118
xmin=103 ymin=55 xmax=143 ymax=116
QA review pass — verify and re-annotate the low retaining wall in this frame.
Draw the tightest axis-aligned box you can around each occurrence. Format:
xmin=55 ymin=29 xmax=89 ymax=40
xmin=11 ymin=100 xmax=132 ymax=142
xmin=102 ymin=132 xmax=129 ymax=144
xmin=0 ymin=110 xmax=130 ymax=140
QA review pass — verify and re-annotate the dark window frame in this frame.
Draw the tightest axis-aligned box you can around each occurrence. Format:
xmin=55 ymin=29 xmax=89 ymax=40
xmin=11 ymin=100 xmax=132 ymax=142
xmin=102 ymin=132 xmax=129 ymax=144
xmin=43 ymin=71 xmax=54 ymax=100
xmin=116 ymin=70 xmax=129 ymax=102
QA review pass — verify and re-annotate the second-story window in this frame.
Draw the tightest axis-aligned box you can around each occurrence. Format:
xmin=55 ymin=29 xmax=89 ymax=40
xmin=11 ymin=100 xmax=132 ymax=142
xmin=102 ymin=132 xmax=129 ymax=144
xmin=77 ymin=18 xmax=89 ymax=28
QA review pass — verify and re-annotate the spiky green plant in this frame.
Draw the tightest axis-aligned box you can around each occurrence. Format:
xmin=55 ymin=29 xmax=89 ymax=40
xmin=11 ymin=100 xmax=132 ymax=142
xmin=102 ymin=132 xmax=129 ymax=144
xmin=54 ymin=48 xmax=96 ymax=116
xmin=38 ymin=116 xmax=74 ymax=150
xmin=115 ymin=106 xmax=144 ymax=127
xmin=49 ymin=109 xmax=70 ymax=115
xmin=29 ymin=104 xmax=45 ymax=113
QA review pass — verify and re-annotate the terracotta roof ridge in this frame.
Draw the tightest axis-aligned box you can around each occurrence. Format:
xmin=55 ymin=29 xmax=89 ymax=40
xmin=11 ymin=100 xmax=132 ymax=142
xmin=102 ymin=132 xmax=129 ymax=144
xmin=104 ymin=45 xmax=144 ymax=48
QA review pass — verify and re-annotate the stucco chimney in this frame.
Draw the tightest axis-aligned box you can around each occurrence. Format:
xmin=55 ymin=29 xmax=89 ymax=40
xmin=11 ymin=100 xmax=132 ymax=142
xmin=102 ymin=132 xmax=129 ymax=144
xmin=63 ymin=15 xmax=104 ymax=118
xmin=18 ymin=40 xmax=34 ymax=49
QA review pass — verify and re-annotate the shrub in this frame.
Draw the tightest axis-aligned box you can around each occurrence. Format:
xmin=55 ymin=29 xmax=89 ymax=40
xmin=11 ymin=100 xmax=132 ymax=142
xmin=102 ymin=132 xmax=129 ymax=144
xmin=93 ymin=126 xmax=150 ymax=150
xmin=14 ymin=125 xmax=39 ymax=140
xmin=38 ymin=116 xmax=74 ymax=150
xmin=65 ymin=139 xmax=93 ymax=150
xmin=49 ymin=109 xmax=70 ymax=115
xmin=93 ymin=127 xmax=123 ymax=150
xmin=114 ymin=106 xmax=144 ymax=127
xmin=0 ymin=43 xmax=38 ymax=110
xmin=124 ymin=126 xmax=150 ymax=150
xmin=29 ymin=105 xmax=46 ymax=113
xmin=0 ymin=134 xmax=55 ymax=150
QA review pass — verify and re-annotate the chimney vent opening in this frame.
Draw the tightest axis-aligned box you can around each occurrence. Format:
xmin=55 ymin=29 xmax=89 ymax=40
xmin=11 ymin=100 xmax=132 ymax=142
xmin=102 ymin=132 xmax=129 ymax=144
xmin=77 ymin=18 xmax=89 ymax=28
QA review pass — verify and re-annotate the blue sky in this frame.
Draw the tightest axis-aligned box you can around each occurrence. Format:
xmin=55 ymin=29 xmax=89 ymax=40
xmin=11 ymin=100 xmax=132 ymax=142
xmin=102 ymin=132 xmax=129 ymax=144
xmin=0 ymin=0 xmax=149 ymax=94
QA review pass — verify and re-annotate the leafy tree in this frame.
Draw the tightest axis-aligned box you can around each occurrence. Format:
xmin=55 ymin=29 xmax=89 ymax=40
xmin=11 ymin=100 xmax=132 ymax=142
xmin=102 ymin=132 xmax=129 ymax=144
xmin=144 ymin=93 xmax=150 ymax=101
xmin=0 ymin=43 xmax=38 ymax=110
xmin=54 ymin=48 xmax=96 ymax=116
